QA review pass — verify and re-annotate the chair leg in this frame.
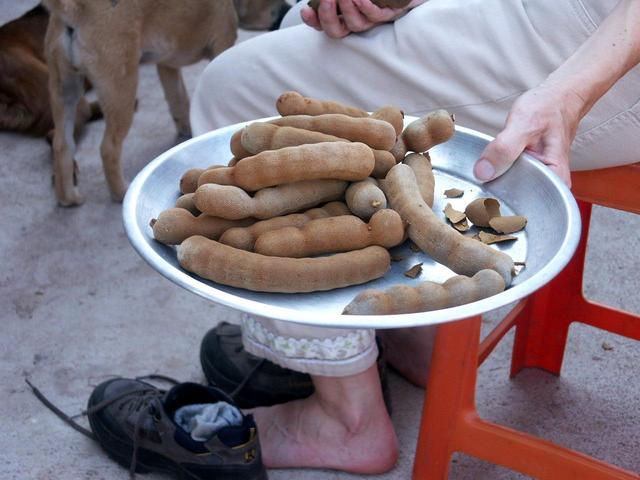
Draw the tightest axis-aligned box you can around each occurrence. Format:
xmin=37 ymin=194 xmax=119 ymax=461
xmin=413 ymin=316 xmax=482 ymax=479
xmin=510 ymin=201 xmax=593 ymax=377
xmin=456 ymin=416 xmax=640 ymax=480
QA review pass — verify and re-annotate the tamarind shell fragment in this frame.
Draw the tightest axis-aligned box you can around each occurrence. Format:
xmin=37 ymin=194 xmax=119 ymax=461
xmin=478 ymin=231 xmax=517 ymax=245
xmin=444 ymin=188 xmax=464 ymax=198
xmin=464 ymin=198 xmax=501 ymax=227
xmin=488 ymin=216 xmax=528 ymax=234
xmin=443 ymin=203 xmax=466 ymax=224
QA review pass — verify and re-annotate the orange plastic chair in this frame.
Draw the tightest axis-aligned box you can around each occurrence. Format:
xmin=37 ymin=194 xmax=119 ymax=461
xmin=413 ymin=163 xmax=640 ymax=479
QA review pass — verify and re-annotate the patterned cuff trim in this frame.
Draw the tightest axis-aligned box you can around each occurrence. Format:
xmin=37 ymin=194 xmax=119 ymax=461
xmin=242 ymin=317 xmax=374 ymax=362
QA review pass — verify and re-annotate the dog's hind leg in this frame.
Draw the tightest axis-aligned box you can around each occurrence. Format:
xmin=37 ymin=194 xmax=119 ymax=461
xmin=157 ymin=64 xmax=191 ymax=139
xmin=46 ymin=16 xmax=86 ymax=206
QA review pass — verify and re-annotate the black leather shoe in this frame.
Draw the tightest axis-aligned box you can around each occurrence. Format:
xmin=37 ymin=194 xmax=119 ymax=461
xmin=200 ymin=322 xmax=391 ymax=413
xmin=87 ymin=378 xmax=268 ymax=480
xmin=200 ymin=322 xmax=314 ymax=408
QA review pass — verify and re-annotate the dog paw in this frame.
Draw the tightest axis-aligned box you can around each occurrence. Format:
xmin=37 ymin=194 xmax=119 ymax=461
xmin=57 ymin=189 xmax=86 ymax=207
xmin=109 ymin=183 xmax=129 ymax=203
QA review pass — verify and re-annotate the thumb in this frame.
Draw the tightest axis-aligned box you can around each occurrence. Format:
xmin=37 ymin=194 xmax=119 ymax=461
xmin=474 ymin=126 xmax=530 ymax=182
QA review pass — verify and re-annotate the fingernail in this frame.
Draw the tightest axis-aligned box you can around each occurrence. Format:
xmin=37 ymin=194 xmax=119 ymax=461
xmin=475 ymin=159 xmax=495 ymax=181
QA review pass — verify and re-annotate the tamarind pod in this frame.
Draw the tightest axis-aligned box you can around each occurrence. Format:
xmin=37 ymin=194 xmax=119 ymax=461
xmin=219 ymin=201 xmax=350 ymax=251
xmin=178 ymin=236 xmax=391 ymax=293
xmin=276 ymin=91 xmax=368 ymax=118
xmin=370 ymin=106 xmax=404 ymax=137
xmin=385 ymin=164 xmax=514 ymax=286
xmin=239 ymin=123 xmax=392 ymax=178
xmin=240 ymin=122 xmax=345 ymax=154
xmin=343 ymin=269 xmax=505 ymax=315
xmin=402 ymin=110 xmax=455 ymax=153
xmin=194 ymin=179 xmax=348 ymax=220
xmin=198 ymin=142 xmax=374 ymax=191
xmin=404 ymin=153 xmax=435 ymax=207
xmin=271 ymin=114 xmax=396 ymax=151
xmin=230 ymin=129 xmax=252 ymax=160
xmin=180 ymin=168 xmax=205 ymax=194
xmin=198 ymin=167 xmax=235 ymax=187
xmin=150 ymin=208 xmax=254 ymax=245
xmin=254 ymin=209 xmax=404 ymax=258
xmin=389 ymin=136 xmax=408 ymax=163
xmin=175 ymin=193 xmax=200 ymax=216
xmin=345 ymin=178 xmax=387 ymax=220
xmin=371 ymin=150 xmax=396 ymax=178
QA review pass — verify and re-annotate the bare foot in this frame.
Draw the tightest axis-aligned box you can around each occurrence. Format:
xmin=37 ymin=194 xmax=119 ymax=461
xmin=378 ymin=325 xmax=436 ymax=387
xmin=251 ymin=365 xmax=398 ymax=473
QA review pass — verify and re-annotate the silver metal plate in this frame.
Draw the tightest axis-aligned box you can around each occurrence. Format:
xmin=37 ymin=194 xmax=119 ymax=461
xmin=123 ymin=118 xmax=581 ymax=329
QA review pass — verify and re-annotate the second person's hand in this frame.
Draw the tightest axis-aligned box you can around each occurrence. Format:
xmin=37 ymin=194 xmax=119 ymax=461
xmin=301 ymin=0 xmax=423 ymax=39
xmin=474 ymin=84 xmax=584 ymax=186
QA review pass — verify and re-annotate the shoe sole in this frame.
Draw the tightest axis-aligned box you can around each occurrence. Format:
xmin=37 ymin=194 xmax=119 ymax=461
xmin=87 ymin=381 xmax=268 ymax=480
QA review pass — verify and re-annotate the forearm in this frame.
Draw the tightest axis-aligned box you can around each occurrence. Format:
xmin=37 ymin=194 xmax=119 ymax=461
xmin=542 ymin=0 xmax=640 ymax=120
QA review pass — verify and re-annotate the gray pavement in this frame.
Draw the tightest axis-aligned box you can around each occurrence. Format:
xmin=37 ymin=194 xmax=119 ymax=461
xmin=2 ymin=38 xmax=639 ymax=480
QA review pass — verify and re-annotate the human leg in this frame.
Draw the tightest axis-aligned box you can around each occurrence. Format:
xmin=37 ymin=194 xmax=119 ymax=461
xmin=235 ymin=314 xmax=397 ymax=471
xmin=251 ymin=362 xmax=398 ymax=472
xmin=192 ymin=4 xmax=640 ymax=455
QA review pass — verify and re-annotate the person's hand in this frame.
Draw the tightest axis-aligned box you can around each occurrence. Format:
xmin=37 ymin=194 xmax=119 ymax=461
xmin=474 ymin=85 xmax=585 ymax=186
xmin=301 ymin=0 xmax=419 ymax=39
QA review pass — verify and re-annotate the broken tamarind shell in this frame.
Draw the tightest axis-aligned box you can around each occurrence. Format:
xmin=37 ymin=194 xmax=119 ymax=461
xmin=488 ymin=216 xmax=528 ymax=234
xmin=464 ymin=197 xmax=501 ymax=227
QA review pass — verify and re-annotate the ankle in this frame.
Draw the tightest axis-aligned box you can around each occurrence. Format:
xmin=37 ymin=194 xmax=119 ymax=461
xmin=311 ymin=365 xmax=388 ymax=433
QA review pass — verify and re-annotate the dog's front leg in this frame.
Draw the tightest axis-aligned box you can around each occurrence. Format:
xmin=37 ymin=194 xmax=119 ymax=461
xmin=157 ymin=64 xmax=191 ymax=139
xmin=89 ymin=60 xmax=138 ymax=203
xmin=46 ymin=16 xmax=86 ymax=206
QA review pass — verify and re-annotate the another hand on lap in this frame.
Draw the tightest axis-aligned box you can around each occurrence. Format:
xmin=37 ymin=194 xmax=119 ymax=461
xmin=301 ymin=0 xmax=422 ymax=39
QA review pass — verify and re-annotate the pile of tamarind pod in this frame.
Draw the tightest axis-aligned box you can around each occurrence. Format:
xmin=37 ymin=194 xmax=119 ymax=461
xmin=151 ymin=91 xmax=512 ymax=310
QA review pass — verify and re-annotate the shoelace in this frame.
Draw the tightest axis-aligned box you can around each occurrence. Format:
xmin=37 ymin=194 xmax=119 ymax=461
xmin=26 ymin=375 xmax=179 ymax=479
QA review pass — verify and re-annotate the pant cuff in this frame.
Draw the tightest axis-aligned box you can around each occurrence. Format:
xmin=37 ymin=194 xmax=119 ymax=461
xmin=240 ymin=316 xmax=378 ymax=377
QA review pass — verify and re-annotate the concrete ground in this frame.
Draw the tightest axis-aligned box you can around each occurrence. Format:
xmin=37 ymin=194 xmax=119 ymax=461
xmin=2 ymin=31 xmax=639 ymax=480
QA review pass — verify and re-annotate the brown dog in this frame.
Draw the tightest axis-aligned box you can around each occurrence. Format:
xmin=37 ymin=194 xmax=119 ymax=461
xmin=44 ymin=0 xmax=289 ymax=206
xmin=0 ymin=5 xmax=98 ymax=138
